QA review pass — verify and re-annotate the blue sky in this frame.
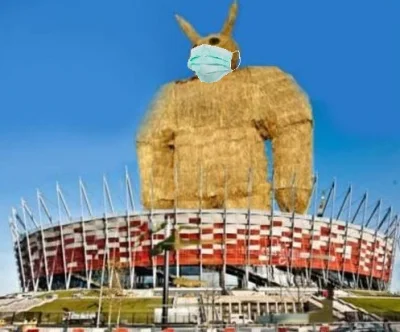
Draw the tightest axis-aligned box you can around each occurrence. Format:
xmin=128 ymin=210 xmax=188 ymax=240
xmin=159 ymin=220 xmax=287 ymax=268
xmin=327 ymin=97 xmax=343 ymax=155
xmin=0 ymin=0 xmax=399 ymax=295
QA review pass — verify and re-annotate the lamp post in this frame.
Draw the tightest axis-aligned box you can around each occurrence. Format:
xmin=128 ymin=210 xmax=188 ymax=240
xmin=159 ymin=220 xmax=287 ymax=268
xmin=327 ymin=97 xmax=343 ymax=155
xmin=161 ymin=218 xmax=171 ymax=330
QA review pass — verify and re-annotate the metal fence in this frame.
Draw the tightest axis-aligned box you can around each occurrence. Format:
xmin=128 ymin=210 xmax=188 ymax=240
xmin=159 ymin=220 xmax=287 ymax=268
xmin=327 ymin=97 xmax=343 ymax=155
xmin=1 ymin=322 xmax=400 ymax=331
xmin=2 ymin=311 xmax=400 ymax=332
xmin=0 ymin=311 xmax=200 ymax=326
xmin=3 ymin=311 xmax=400 ymax=325
xmin=0 ymin=311 xmax=162 ymax=326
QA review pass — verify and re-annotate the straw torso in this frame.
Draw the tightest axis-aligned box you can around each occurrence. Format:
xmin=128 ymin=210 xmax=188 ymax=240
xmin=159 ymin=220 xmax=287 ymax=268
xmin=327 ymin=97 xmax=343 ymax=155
xmin=137 ymin=66 xmax=313 ymax=213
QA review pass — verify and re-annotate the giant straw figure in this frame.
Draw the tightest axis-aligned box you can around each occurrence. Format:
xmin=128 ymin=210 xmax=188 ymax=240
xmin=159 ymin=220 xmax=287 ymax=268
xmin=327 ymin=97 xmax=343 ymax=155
xmin=136 ymin=1 xmax=313 ymax=213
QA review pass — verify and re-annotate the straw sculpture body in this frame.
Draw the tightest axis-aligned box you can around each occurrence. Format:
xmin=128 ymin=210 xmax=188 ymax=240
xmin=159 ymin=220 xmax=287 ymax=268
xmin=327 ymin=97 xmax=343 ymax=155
xmin=136 ymin=1 xmax=314 ymax=213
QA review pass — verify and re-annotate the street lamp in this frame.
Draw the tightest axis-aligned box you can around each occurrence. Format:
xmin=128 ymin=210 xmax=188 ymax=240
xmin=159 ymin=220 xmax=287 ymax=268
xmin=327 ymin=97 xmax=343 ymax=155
xmin=161 ymin=217 xmax=171 ymax=330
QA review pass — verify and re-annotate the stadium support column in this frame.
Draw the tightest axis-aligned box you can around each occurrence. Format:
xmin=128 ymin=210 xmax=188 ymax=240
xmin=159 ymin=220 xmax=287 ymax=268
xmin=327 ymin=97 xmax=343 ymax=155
xmin=308 ymin=198 xmax=317 ymax=285
xmin=162 ymin=218 xmax=171 ymax=330
xmin=306 ymin=175 xmax=318 ymax=214
xmin=387 ymin=218 xmax=400 ymax=291
xmin=97 ymin=222 xmax=108 ymax=328
xmin=56 ymin=183 xmax=71 ymax=289
xmin=380 ymin=215 xmax=397 ymax=290
xmin=355 ymin=193 xmax=370 ymax=288
xmin=221 ymin=168 xmax=228 ymax=291
xmin=125 ymin=167 xmax=136 ymax=289
xmin=360 ymin=199 xmax=381 ymax=289
xmin=268 ymin=175 xmax=275 ymax=285
xmin=368 ymin=207 xmax=391 ymax=290
xmin=80 ymin=179 xmax=95 ymax=289
xmin=15 ymin=206 xmax=36 ymax=292
xmin=125 ymin=208 xmax=133 ymax=290
xmin=323 ymin=180 xmax=336 ymax=286
xmin=37 ymin=192 xmax=57 ymax=290
xmin=174 ymin=164 xmax=180 ymax=278
xmin=288 ymin=173 xmax=297 ymax=283
xmin=29 ymin=195 xmax=51 ymax=291
xmin=327 ymin=180 xmax=337 ymax=284
xmin=22 ymin=200 xmax=47 ymax=292
xmin=307 ymin=174 xmax=318 ymax=285
xmin=149 ymin=214 xmax=156 ymax=288
xmin=9 ymin=218 xmax=26 ymax=292
xmin=344 ymin=192 xmax=365 ymax=287
xmin=339 ymin=186 xmax=353 ymax=287
xmin=198 ymin=165 xmax=204 ymax=283
xmin=26 ymin=195 xmax=51 ymax=291
xmin=23 ymin=200 xmax=50 ymax=291
xmin=103 ymin=203 xmax=110 ymax=288
xmin=245 ymin=168 xmax=253 ymax=289
xmin=150 ymin=167 xmax=157 ymax=288
xmin=97 ymin=178 xmax=115 ymax=328
xmin=103 ymin=176 xmax=116 ymax=287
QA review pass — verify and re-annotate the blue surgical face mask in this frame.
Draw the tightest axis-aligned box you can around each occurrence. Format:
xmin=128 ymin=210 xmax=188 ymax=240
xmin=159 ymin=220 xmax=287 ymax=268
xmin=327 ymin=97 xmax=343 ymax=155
xmin=187 ymin=44 xmax=241 ymax=83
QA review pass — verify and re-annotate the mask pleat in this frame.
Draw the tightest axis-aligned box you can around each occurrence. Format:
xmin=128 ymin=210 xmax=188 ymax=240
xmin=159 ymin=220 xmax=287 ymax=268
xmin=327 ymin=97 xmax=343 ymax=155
xmin=187 ymin=44 xmax=240 ymax=83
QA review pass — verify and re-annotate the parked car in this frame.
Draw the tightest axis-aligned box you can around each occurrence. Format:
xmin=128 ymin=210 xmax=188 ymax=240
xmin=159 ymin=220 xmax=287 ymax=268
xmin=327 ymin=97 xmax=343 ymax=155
xmin=230 ymin=314 xmax=253 ymax=325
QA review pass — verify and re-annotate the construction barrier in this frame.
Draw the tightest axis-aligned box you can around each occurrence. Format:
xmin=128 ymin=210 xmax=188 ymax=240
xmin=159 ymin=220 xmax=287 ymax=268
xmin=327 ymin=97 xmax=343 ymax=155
xmin=224 ymin=328 xmax=236 ymax=332
xmin=4 ymin=322 xmax=400 ymax=332
xmin=73 ymin=329 xmax=85 ymax=332
xmin=66 ymin=329 xmax=106 ymax=332
xmin=21 ymin=326 xmax=38 ymax=332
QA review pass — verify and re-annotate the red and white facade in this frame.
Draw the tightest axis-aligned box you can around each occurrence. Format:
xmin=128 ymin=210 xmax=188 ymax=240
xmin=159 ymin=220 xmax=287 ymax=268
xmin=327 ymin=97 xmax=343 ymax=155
xmin=11 ymin=208 xmax=397 ymax=292
xmin=8 ymin=174 xmax=399 ymax=292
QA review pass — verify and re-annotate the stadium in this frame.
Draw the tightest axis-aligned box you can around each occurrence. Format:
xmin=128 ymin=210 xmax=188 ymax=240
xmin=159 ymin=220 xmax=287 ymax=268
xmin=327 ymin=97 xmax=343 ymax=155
xmin=5 ymin=0 xmax=398 ymax=302
xmin=8 ymin=172 xmax=398 ymax=293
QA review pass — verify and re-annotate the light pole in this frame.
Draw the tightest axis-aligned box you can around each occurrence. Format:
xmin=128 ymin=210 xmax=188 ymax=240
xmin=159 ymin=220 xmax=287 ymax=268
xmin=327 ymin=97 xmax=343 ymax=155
xmin=161 ymin=218 xmax=171 ymax=330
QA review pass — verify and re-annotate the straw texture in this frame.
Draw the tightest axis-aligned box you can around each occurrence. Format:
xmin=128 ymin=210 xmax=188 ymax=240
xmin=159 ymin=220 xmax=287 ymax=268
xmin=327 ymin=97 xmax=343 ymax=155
xmin=175 ymin=1 xmax=240 ymax=69
xmin=136 ymin=1 xmax=313 ymax=213
xmin=137 ymin=66 xmax=313 ymax=213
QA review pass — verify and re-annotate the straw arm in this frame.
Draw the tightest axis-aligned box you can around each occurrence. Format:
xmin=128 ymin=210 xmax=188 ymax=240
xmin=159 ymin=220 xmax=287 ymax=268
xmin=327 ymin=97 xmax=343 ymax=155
xmin=271 ymin=70 xmax=313 ymax=214
xmin=136 ymin=83 xmax=177 ymax=209
xmin=248 ymin=66 xmax=314 ymax=213
xmin=272 ymin=119 xmax=313 ymax=213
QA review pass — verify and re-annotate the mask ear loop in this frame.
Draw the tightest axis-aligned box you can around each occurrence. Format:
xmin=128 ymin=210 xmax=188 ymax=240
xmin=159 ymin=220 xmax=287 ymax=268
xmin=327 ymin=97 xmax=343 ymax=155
xmin=231 ymin=50 xmax=241 ymax=71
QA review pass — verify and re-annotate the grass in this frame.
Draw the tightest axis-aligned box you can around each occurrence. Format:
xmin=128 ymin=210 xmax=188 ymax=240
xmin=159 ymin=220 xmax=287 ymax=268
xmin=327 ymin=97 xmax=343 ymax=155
xmin=308 ymin=300 xmax=334 ymax=323
xmin=341 ymin=297 xmax=400 ymax=316
xmin=24 ymin=297 xmax=168 ymax=324
xmin=30 ymin=298 xmax=163 ymax=313
xmin=37 ymin=289 xmax=100 ymax=299
xmin=349 ymin=290 xmax=396 ymax=297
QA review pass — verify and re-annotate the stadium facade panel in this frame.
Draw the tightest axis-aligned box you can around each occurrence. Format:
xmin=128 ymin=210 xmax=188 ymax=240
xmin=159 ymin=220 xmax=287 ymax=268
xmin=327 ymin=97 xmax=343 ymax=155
xmin=12 ymin=209 xmax=395 ymax=292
